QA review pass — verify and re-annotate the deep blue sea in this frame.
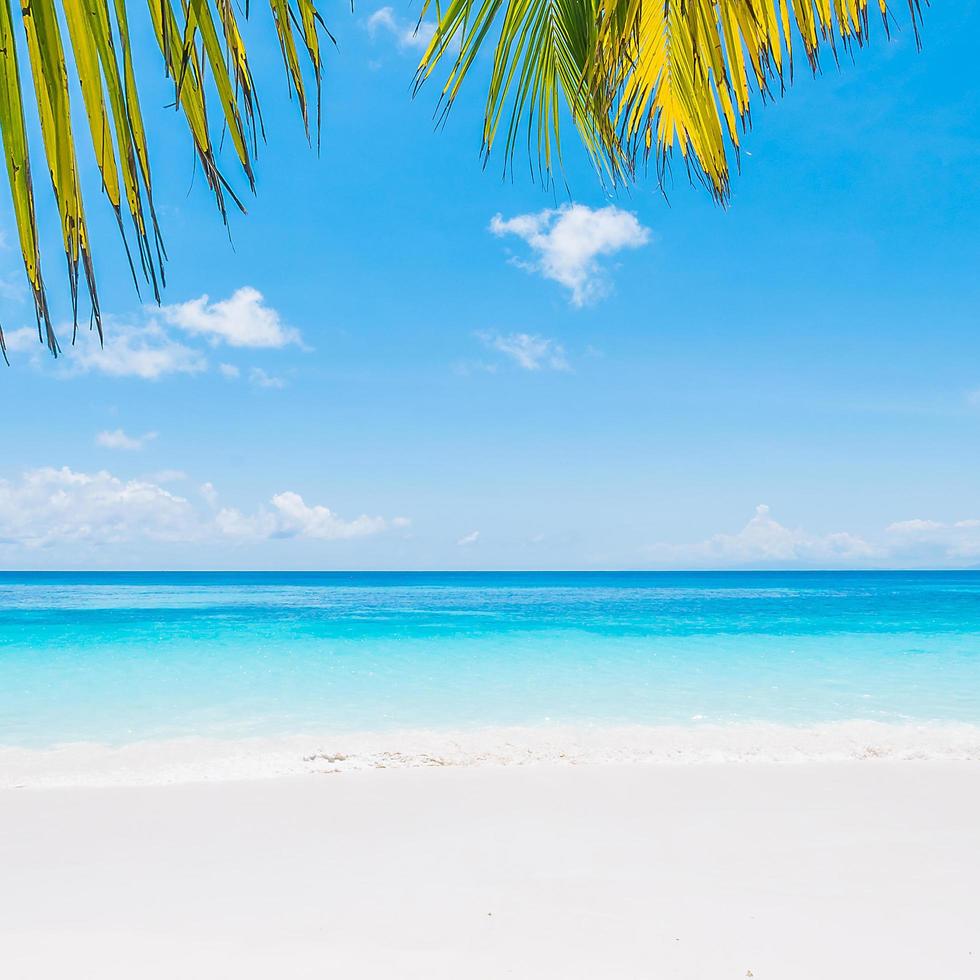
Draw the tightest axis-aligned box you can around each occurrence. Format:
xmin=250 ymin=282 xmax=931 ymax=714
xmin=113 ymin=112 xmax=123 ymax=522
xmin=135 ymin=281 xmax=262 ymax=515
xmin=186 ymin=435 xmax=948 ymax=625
xmin=2 ymin=571 xmax=979 ymax=749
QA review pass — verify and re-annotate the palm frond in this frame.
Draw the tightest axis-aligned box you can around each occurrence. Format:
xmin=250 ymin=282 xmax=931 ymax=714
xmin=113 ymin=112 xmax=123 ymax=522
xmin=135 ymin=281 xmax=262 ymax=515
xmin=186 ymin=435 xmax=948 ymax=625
xmin=0 ymin=0 xmax=51 ymax=355
xmin=415 ymin=0 xmax=631 ymax=183
xmin=418 ymin=0 xmax=926 ymax=197
xmin=0 ymin=0 xmax=325 ymax=356
xmin=606 ymin=0 xmax=926 ymax=201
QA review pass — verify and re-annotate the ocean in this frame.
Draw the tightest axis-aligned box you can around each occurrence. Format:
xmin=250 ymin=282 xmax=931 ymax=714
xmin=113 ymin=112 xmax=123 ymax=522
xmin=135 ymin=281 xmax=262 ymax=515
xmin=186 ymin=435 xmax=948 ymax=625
xmin=3 ymin=571 xmax=980 ymax=783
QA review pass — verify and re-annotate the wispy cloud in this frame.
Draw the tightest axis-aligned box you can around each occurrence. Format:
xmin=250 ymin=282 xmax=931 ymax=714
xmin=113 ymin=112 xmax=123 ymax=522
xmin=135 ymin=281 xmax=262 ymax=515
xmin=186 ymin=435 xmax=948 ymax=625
xmin=366 ymin=6 xmax=435 ymax=51
xmin=477 ymin=331 xmax=569 ymax=371
xmin=249 ymin=366 xmax=285 ymax=389
xmin=490 ymin=204 xmax=650 ymax=306
xmin=2 ymin=327 xmax=40 ymax=354
xmin=96 ymin=429 xmax=157 ymax=451
xmin=457 ymin=530 xmax=480 ymax=546
xmin=144 ymin=469 xmax=187 ymax=484
xmin=200 ymin=482 xmax=219 ymax=507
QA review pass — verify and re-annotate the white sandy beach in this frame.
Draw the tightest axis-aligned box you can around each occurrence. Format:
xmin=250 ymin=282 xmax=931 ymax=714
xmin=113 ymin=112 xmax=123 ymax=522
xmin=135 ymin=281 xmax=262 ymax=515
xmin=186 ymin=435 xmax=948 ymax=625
xmin=2 ymin=761 xmax=978 ymax=979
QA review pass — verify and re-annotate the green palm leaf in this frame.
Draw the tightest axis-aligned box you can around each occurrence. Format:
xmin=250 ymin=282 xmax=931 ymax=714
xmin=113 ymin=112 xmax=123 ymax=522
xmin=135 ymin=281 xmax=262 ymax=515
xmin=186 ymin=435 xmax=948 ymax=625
xmin=415 ymin=0 xmax=629 ymax=182
xmin=0 ymin=0 xmax=324 ymax=357
xmin=417 ymin=0 xmax=926 ymax=197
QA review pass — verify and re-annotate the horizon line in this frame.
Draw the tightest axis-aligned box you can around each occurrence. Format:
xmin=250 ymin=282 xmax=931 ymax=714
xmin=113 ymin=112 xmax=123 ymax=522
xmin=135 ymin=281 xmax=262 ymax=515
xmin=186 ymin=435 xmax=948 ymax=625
xmin=1 ymin=568 xmax=979 ymax=575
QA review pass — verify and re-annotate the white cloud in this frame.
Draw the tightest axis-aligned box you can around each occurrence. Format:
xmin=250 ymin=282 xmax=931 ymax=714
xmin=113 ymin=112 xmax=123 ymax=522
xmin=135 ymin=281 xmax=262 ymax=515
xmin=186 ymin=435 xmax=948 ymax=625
xmin=366 ymin=6 xmax=435 ymax=50
xmin=273 ymin=492 xmax=387 ymax=539
xmin=71 ymin=322 xmax=207 ymax=379
xmin=650 ymin=505 xmax=878 ymax=568
xmin=884 ymin=516 xmax=980 ymax=562
xmin=648 ymin=506 xmax=980 ymax=569
xmin=200 ymin=482 xmax=219 ymax=508
xmin=5 ymin=289 xmax=294 ymax=379
xmin=216 ymin=491 xmax=387 ymax=541
xmin=0 ymin=467 xmax=399 ymax=553
xmin=478 ymin=331 xmax=569 ymax=371
xmin=451 ymin=359 xmax=498 ymax=377
xmin=249 ymin=366 xmax=285 ymax=389
xmin=161 ymin=287 xmax=300 ymax=349
xmin=366 ymin=7 xmax=396 ymax=32
xmin=3 ymin=326 xmax=42 ymax=354
xmin=886 ymin=519 xmax=945 ymax=533
xmin=0 ymin=467 xmax=201 ymax=548
xmin=96 ymin=429 xmax=157 ymax=451
xmin=144 ymin=470 xmax=187 ymax=484
xmin=489 ymin=204 xmax=650 ymax=306
xmin=457 ymin=530 xmax=480 ymax=546
xmin=213 ymin=506 xmax=268 ymax=539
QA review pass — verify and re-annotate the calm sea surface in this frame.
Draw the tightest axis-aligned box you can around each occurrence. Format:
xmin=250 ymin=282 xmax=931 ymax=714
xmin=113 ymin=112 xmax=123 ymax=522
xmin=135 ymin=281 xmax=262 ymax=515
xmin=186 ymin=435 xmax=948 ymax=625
xmin=2 ymin=571 xmax=979 ymax=747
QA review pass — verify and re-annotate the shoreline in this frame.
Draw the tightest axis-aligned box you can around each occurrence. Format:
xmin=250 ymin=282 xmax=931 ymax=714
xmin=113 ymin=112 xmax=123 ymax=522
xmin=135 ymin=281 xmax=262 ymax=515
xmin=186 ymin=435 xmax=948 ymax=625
xmin=4 ymin=719 xmax=980 ymax=789
xmin=2 ymin=762 xmax=978 ymax=978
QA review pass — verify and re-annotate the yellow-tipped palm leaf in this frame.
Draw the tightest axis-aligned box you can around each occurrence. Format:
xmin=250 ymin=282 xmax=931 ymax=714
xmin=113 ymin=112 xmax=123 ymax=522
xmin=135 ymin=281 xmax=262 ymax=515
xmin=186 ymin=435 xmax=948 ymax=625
xmin=0 ymin=0 xmax=324 ymax=355
xmin=418 ymin=0 xmax=925 ymax=197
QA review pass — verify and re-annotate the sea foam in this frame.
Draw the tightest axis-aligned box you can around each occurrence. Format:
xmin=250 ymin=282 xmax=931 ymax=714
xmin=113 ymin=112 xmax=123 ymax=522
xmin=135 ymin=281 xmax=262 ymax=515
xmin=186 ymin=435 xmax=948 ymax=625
xmin=3 ymin=721 xmax=980 ymax=789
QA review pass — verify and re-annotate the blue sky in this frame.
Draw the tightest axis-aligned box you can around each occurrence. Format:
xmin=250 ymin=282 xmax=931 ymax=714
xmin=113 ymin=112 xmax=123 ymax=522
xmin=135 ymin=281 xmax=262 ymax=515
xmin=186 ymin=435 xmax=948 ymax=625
xmin=0 ymin=2 xmax=978 ymax=570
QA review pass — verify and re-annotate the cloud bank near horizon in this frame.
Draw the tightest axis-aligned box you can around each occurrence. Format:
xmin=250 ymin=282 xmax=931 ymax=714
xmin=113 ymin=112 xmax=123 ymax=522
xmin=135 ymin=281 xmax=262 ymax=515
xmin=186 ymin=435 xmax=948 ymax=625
xmin=0 ymin=467 xmax=402 ymax=555
xmin=0 ymin=472 xmax=977 ymax=569
xmin=647 ymin=504 xmax=980 ymax=570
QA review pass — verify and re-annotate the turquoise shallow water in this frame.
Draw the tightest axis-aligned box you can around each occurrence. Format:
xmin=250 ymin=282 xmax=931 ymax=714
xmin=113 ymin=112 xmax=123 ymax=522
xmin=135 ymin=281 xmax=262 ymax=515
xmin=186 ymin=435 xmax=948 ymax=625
xmin=2 ymin=571 xmax=980 ymax=747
